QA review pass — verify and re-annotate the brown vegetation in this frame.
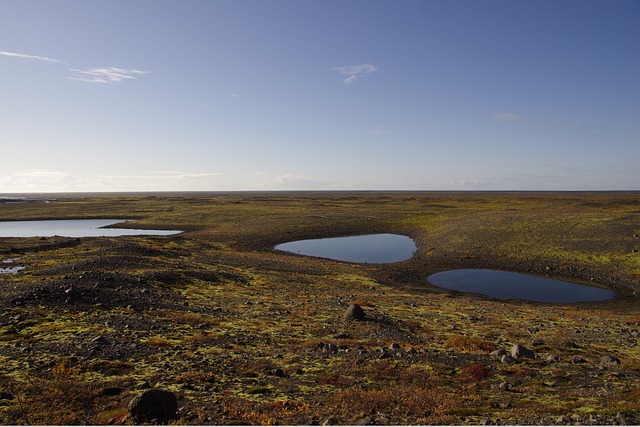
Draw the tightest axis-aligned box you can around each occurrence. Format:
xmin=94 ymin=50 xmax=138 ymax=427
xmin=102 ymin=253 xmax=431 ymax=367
xmin=1 ymin=191 xmax=640 ymax=424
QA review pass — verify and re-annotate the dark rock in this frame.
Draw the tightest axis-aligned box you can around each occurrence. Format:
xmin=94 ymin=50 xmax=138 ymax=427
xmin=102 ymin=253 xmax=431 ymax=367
xmin=344 ymin=303 xmax=366 ymax=321
xmin=269 ymin=368 xmax=286 ymax=377
xmin=389 ymin=343 xmax=402 ymax=351
xmin=501 ymin=355 xmax=516 ymax=365
xmin=92 ymin=335 xmax=110 ymax=346
xmin=511 ymin=344 xmax=536 ymax=359
xmin=128 ymin=389 xmax=178 ymax=424
xmin=601 ymin=355 xmax=621 ymax=365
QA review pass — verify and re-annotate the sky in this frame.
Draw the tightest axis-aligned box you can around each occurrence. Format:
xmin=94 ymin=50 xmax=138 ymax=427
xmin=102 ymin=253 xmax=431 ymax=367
xmin=1 ymin=0 xmax=639 ymax=192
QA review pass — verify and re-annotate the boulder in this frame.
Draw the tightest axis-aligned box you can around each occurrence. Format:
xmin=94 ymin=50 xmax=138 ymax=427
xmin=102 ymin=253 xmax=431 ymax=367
xmin=344 ymin=303 xmax=366 ymax=321
xmin=128 ymin=389 xmax=177 ymax=424
xmin=511 ymin=344 xmax=536 ymax=360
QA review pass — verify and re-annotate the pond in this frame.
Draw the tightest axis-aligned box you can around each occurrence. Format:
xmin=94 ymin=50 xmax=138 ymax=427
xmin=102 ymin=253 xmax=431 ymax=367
xmin=0 ymin=266 xmax=25 ymax=274
xmin=427 ymin=269 xmax=614 ymax=303
xmin=0 ymin=219 xmax=182 ymax=238
xmin=275 ymin=233 xmax=417 ymax=263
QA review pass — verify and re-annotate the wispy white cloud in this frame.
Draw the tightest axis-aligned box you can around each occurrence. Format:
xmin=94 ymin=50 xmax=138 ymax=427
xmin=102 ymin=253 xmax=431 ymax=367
xmin=69 ymin=67 xmax=149 ymax=83
xmin=1 ymin=49 xmax=147 ymax=84
xmin=334 ymin=63 xmax=379 ymax=84
xmin=0 ymin=50 xmax=64 ymax=64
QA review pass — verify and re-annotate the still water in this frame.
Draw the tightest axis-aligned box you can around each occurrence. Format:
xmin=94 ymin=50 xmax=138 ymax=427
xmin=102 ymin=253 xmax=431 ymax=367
xmin=275 ymin=233 xmax=417 ymax=263
xmin=0 ymin=266 xmax=25 ymax=274
xmin=0 ymin=219 xmax=181 ymax=238
xmin=427 ymin=269 xmax=614 ymax=303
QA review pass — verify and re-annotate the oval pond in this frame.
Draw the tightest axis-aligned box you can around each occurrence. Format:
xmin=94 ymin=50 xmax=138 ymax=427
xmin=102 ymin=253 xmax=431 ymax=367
xmin=275 ymin=233 xmax=417 ymax=264
xmin=427 ymin=269 xmax=614 ymax=303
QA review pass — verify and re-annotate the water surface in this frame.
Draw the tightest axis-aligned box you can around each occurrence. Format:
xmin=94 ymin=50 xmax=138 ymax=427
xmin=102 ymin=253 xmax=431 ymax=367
xmin=0 ymin=219 xmax=181 ymax=238
xmin=275 ymin=233 xmax=417 ymax=263
xmin=0 ymin=266 xmax=25 ymax=274
xmin=427 ymin=269 xmax=614 ymax=303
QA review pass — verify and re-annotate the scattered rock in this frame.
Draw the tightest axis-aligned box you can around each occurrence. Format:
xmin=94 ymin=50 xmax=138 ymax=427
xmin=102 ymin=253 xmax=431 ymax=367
xmin=490 ymin=349 xmax=507 ymax=358
xmin=501 ymin=355 xmax=516 ymax=365
xmin=269 ymin=368 xmax=286 ymax=377
xmin=91 ymin=335 xmax=110 ymax=346
xmin=128 ymin=389 xmax=178 ymax=424
xmin=546 ymin=354 xmax=561 ymax=363
xmin=511 ymin=344 xmax=536 ymax=360
xmin=344 ymin=303 xmax=366 ymax=321
xmin=601 ymin=355 xmax=621 ymax=365
xmin=570 ymin=355 xmax=587 ymax=364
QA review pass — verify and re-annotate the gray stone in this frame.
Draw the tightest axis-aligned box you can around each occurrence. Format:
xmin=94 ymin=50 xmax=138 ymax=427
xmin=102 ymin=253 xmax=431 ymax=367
xmin=128 ymin=389 xmax=177 ymax=424
xmin=511 ymin=344 xmax=536 ymax=359
xmin=344 ymin=303 xmax=366 ymax=321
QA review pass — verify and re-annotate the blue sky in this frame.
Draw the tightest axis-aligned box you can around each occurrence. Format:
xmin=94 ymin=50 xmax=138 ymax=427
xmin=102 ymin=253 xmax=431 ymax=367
xmin=1 ymin=0 xmax=639 ymax=192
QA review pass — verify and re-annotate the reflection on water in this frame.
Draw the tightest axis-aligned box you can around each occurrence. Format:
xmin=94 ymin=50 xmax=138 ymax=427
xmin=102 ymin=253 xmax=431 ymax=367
xmin=0 ymin=219 xmax=181 ymax=237
xmin=275 ymin=233 xmax=417 ymax=263
xmin=427 ymin=269 xmax=614 ymax=303
xmin=0 ymin=266 xmax=25 ymax=274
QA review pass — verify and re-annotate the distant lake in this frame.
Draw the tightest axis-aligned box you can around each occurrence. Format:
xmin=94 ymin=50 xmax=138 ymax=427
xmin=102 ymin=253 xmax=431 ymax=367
xmin=275 ymin=233 xmax=417 ymax=263
xmin=427 ymin=269 xmax=614 ymax=303
xmin=0 ymin=219 xmax=182 ymax=238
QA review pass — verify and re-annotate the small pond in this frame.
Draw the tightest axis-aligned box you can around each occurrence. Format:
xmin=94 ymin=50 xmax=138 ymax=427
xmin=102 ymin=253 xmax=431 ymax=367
xmin=275 ymin=233 xmax=417 ymax=264
xmin=0 ymin=266 xmax=25 ymax=274
xmin=0 ymin=219 xmax=182 ymax=238
xmin=427 ymin=269 xmax=614 ymax=303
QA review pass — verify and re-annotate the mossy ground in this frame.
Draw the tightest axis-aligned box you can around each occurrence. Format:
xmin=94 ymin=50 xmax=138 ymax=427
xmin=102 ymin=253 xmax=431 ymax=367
xmin=1 ymin=191 xmax=640 ymax=425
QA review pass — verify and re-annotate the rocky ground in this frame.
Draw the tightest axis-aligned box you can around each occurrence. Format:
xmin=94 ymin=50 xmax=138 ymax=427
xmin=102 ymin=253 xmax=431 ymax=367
xmin=0 ymin=192 xmax=639 ymax=425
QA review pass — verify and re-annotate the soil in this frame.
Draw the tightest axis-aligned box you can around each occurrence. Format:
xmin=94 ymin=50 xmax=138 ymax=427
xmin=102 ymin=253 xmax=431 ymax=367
xmin=1 ymin=191 xmax=640 ymax=425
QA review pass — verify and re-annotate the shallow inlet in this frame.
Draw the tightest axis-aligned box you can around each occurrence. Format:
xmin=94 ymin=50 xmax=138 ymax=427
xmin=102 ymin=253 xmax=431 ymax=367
xmin=427 ymin=269 xmax=614 ymax=303
xmin=0 ymin=219 xmax=182 ymax=238
xmin=275 ymin=233 xmax=417 ymax=264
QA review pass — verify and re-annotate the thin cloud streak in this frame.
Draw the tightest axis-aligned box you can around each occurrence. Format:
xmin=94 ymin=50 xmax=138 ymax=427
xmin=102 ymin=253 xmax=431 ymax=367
xmin=1 ymin=49 xmax=147 ymax=84
xmin=0 ymin=50 xmax=64 ymax=64
xmin=334 ymin=63 xmax=379 ymax=84
xmin=69 ymin=67 xmax=149 ymax=83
